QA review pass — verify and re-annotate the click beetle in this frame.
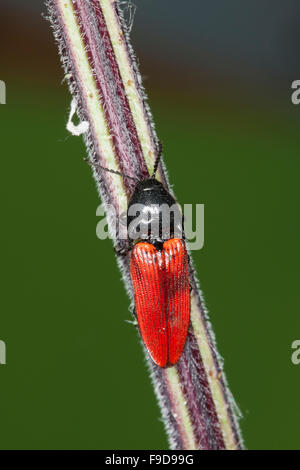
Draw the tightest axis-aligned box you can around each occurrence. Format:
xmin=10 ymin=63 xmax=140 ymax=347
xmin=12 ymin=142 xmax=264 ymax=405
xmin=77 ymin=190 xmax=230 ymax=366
xmin=90 ymin=144 xmax=190 ymax=368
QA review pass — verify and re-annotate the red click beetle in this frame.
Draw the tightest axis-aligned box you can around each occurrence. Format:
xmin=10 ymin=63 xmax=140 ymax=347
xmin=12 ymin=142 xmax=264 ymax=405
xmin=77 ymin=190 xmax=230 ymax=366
xmin=94 ymin=144 xmax=190 ymax=367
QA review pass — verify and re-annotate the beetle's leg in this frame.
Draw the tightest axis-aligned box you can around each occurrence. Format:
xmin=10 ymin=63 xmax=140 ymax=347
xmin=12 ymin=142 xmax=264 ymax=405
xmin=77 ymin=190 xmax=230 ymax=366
xmin=114 ymin=238 xmax=133 ymax=257
xmin=181 ymin=224 xmax=186 ymax=241
xmin=125 ymin=315 xmax=138 ymax=327
xmin=187 ymin=252 xmax=196 ymax=293
xmin=132 ymin=306 xmax=138 ymax=321
xmin=114 ymin=245 xmax=130 ymax=257
xmin=125 ymin=305 xmax=138 ymax=326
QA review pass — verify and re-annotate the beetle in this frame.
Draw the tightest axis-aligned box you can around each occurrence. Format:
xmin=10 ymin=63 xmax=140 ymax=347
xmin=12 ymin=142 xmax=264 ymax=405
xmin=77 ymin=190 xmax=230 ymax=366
xmin=90 ymin=144 xmax=190 ymax=367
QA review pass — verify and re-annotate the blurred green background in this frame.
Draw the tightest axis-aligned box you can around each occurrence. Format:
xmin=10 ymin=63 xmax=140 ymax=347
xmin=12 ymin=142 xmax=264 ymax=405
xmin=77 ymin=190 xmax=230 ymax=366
xmin=1 ymin=0 xmax=300 ymax=450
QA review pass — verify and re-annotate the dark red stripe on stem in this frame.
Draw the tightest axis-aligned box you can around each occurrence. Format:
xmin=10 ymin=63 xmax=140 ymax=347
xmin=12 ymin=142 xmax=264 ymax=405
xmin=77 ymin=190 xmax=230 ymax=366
xmin=193 ymin=291 xmax=242 ymax=448
xmin=112 ymin=1 xmax=165 ymax=184
xmin=151 ymin=365 xmax=184 ymax=450
xmin=51 ymin=0 xmax=121 ymax=213
xmin=181 ymin=332 xmax=225 ymax=449
xmin=91 ymin=0 xmax=150 ymax=177
xmin=72 ymin=0 xmax=148 ymax=195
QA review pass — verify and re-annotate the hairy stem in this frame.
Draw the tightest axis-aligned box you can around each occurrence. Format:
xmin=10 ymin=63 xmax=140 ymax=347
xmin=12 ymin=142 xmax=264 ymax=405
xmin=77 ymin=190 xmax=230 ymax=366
xmin=46 ymin=0 xmax=244 ymax=450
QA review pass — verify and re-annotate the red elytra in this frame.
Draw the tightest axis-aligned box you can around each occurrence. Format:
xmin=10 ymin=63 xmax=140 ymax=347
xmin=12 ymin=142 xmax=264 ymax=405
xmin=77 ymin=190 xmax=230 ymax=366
xmin=130 ymin=238 xmax=190 ymax=368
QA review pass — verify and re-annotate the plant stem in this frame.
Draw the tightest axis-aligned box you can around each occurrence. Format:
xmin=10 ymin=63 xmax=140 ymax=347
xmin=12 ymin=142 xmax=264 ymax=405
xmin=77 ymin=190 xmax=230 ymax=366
xmin=46 ymin=0 xmax=244 ymax=450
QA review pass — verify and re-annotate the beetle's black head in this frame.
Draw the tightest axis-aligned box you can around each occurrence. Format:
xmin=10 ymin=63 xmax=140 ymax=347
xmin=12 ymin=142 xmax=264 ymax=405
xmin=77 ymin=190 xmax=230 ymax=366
xmin=127 ymin=178 xmax=183 ymax=246
xmin=128 ymin=178 xmax=176 ymax=214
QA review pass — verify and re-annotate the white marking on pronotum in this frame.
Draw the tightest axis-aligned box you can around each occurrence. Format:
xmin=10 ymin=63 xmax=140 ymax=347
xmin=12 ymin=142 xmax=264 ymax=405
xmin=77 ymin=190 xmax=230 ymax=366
xmin=66 ymin=98 xmax=89 ymax=136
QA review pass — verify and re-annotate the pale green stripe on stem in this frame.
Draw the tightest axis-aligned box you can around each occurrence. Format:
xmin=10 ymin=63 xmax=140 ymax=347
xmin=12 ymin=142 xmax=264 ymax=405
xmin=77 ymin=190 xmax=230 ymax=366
xmin=58 ymin=0 xmax=127 ymax=212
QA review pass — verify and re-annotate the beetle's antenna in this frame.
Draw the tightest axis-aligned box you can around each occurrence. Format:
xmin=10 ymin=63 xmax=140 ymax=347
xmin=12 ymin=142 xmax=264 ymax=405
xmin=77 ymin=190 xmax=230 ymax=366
xmin=152 ymin=140 xmax=163 ymax=178
xmin=84 ymin=158 xmax=139 ymax=182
